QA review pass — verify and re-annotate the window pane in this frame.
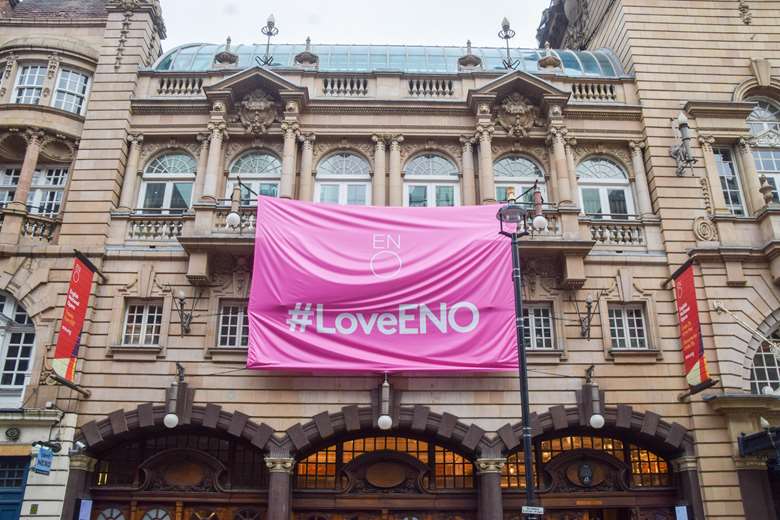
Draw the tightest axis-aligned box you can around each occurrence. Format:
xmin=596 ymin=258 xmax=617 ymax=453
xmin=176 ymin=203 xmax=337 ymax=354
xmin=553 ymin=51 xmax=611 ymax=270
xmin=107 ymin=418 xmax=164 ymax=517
xmin=142 ymin=183 xmax=166 ymax=209
xmin=408 ymin=185 xmax=427 ymax=207
xmin=170 ymin=182 xmax=192 ymax=209
xmin=715 ymin=148 xmax=746 ymax=214
xmin=258 ymin=183 xmax=278 ymax=197
xmin=346 ymin=184 xmax=367 ymax=205
xmin=582 ymin=188 xmax=602 ymax=215
xmin=435 ymin=185 xmax=455 ymax=206
xmin=318 ymin=184 xmax=339 ymax=204
xmin=607 ymin=189 xmax=628 ymax=216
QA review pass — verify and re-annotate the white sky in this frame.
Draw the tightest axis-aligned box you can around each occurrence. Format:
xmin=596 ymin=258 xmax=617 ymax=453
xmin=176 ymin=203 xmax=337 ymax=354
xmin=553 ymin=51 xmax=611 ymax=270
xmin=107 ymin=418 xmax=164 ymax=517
xmin=160 ymin=0 xmax=550 ymax=51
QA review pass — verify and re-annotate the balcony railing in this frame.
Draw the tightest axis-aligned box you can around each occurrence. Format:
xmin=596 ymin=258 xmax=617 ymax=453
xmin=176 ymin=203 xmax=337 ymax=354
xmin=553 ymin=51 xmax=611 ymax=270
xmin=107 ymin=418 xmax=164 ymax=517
xmin=408 ymin=78 xmax=455 ymax=97
xmin=157 ymin=76 xmax=204 ymax=96
xmin=584 ymin=216 xmax=644 ymax=246
xmin=126 ymin=212 xmax=191 ymax=241
xmin=21 ymin=212 xmax=59 ymax=242
xmin=322 ymin=76 xmax=369 ymax=96
xmin=214 ymin=205 xmax=257 ymax=235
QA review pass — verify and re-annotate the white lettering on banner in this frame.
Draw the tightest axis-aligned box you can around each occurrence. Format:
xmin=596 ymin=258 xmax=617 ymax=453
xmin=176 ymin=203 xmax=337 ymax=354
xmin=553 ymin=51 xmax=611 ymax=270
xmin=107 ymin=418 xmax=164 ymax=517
xmin=287 ymin=302 xmax=481 ymax=335
xmin=370 ymin=233 xmax=402 ymax=279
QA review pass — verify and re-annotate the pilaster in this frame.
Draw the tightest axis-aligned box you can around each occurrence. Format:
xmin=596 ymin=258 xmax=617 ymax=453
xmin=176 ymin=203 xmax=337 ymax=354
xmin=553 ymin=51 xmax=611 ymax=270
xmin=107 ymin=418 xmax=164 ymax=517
xmin=266 ymin=456 xmax=295 ymax=520
xmin=476 ymin=458 xmax=505 ymax=520
xmin=299 ymin=133 xmax=316 ymax=201
xmin=388 ymin=135 xmax=404 ymax=206
xmin=372 ymin=135 xmax=387 ymax=206
xmin=460 ymin=136 xmax=476 ymax=206
xmin=476 ymin=125 xmax=495 ymax=204
xmin=737 ymin=137 xmax=765 ymax=215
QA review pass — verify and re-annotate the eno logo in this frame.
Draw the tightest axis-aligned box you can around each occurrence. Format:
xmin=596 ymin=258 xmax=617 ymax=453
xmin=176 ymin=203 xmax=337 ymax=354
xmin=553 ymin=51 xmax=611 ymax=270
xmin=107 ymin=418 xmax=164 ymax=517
xmin=370 ymin=233 xmax=402 ymax=279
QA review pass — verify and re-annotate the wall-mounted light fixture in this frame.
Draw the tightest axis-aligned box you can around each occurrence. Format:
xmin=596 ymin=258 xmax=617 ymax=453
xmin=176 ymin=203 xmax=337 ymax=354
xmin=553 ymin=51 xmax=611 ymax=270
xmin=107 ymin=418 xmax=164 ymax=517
xmin=173 ymin=288 xmax=201 ymax=335
xmin=225 ymin=177 xmax=257 ymax=232
xmin=575 ymin=289 xmax=608 ymax=339
xmin=377 ymin=374 xmax=392 ymax=431
xmin=164 ymin=363 xmax=186 ymax=429
xmin=256 ymin=14 xmax=279 ymax=67
xmin=670 ymin=112 xmax=697 ymax=176
xmin=577 ymin=365 xmax=605 ymax=430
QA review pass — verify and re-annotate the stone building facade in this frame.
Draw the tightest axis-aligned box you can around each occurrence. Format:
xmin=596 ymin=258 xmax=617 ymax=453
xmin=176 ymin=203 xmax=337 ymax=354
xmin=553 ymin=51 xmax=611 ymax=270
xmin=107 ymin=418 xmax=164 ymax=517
xmin=0 ymin=0 xmax=778 ymax=519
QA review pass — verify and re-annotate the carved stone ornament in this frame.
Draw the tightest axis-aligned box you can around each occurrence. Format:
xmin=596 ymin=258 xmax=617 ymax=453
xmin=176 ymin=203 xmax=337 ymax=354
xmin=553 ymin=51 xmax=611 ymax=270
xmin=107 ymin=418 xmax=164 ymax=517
xmin=265 ymin=456 xmax=295 ymax=473
xmin=476 ymin=458 xmax=506 ymax=474
xmin=236 ymin=89 xmax=279 ymax=135
xmin=495 ymin=93 xmax=542 ymax=138
xmin=693 ymin=216 xmax=718 ymax=242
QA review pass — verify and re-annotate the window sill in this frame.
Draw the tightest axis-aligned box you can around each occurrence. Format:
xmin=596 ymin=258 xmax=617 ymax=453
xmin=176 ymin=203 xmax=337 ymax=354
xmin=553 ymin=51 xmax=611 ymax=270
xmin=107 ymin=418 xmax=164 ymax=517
xmin=526 ymin=349 xmax=565 ymax=364
xmin=206 ymin=347 xmax=248 ymax=363
xmin=108 ymin=344 xmax=164 ymax=361
xmin=608 ymin=349 xmax=661 ymax=363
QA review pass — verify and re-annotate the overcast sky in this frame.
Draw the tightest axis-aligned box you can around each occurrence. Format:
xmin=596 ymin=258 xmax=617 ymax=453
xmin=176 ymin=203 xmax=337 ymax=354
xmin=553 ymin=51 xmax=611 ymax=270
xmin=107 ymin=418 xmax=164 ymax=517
xmin=160 ymin=0 xmax=550 ymax=51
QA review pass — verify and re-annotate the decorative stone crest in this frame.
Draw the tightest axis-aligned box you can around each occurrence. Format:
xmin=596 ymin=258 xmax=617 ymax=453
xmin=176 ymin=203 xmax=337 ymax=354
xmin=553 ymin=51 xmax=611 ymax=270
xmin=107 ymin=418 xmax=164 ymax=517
xmin=738 ymin=0 xmax=753 ymax=24
xmin=265 ymin=456 xmax=295 ymax=473
xmin=495 ymin=93 xmax=542 ymax=138
xmin=693 ymin=216 xmax=718 ymax=242
xmin=476 ymin=458 xmax=506 ymax=474
xmin=236 ymin=89 xmax=278 ymax=135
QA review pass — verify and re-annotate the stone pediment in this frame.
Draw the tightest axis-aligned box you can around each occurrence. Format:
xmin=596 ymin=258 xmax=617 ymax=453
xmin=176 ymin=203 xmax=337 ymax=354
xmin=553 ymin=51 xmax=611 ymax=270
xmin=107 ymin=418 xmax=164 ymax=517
xmin=467 ymin=70 xmax=569 ymax=114
xmin=204 ymin=66 xmax=309 ymax=111
xmin=753 ymin=128 xmax=780 ymax=148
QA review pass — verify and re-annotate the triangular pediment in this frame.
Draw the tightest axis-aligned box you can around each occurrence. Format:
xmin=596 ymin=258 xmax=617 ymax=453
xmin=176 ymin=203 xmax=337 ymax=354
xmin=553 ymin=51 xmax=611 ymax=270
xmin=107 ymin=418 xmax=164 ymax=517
xmin=467 ymin=70 xmax=569 ymax=112
xmin=753 ymin=128 xmax=780 ymax=148
xmin=204 ymin=66 xmax=309 ymax=108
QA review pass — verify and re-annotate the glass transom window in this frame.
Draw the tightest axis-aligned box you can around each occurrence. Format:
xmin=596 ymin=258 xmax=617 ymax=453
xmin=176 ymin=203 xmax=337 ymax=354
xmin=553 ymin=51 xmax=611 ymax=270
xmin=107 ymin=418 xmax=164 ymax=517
xmin=494 ymin=155 xmax=546 ymax=202
xmin=577 ymin=157 xmax=634 ymax=219
xmin=403 ymin=153 xmax=460 ymax=207
xmin=748 ymin=98 xmax=780 ymax=136
xmin=14 ymin=64 xmax=46 ymax=105
xmin=139 ymin=152 xmax=196 ymax=213
xmin=52 ymin=68 xmax=90 ymax=115
xmin=314 ymin=152 xmax=371 ymax=205
xmin=226 ymin=151 xmax=282 ymax=204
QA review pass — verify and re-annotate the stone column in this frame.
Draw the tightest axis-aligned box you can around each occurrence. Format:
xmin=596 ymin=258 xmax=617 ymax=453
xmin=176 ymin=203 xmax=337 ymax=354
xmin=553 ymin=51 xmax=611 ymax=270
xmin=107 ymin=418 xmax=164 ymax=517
xmin=371 ymin=135 xmax=387 ymax=206
xmin=629 ymin=141 xmax=654 ymax=217
xmin=564 ymin=135 xmax=580 ymax=207
xmin=201 ymin=121 xmax=226 ymax=202
xmin=672 ymin=455 xmax=706 ymax=520
xmin=545 ymin=142 xmax=559 ymax=203
xmin=548 ymin=126 xmax=573 ymax=205
xmin=733 ymin=456 xmax=777 ymax=520
xmin=476 ymin=126 xmax=495 ymax=204
xmin=476 ymin=457 xmax=505 ymax=520
xmin=737 ymin=138 xmax=765 ymax=214
xmin=298 ymin=134 xmax=316 ymax=201
xmin=118 ymin=134 xmax=143 ymax=211
xmin=279 ymin=122 xmax=299 ymax=199
xmin=460 ymin=136 xmax=476 ymax=206
xmin=60 ymin=454 xmax=96 ymax=520
xmin=697 ymin=136 xmax=729 ymax=215
xmin=266 ymin=455 xmax=295 ymax=520
xmin=9 ymin=128 xmax=45 ymax=212
xmin=388 ymin=135 xmax=404 ymax=206
xmin=191 ymin=133 xmax=210 ymax=202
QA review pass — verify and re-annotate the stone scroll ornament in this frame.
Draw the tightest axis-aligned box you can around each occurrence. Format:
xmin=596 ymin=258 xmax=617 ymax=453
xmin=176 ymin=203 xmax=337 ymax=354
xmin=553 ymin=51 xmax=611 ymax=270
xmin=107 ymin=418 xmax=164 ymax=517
xmin=494 ymin=93 xmax=542 ymax=138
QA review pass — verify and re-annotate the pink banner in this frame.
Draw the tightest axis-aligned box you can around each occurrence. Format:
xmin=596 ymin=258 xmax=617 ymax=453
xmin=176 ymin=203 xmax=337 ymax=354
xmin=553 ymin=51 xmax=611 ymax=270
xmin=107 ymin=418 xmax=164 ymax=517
xmin=247 ymin=197 xmax=517 ymax=372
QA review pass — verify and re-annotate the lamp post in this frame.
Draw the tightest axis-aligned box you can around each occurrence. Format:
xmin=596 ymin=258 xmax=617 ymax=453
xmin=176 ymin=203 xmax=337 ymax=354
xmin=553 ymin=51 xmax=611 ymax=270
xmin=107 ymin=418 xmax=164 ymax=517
xmin=497 ymin=183 xmax=547 ymax=519
xmin=256 ymin=14 xmax=279 ymax=67
xmin=498 ymin=16 xmax=520 ymax=70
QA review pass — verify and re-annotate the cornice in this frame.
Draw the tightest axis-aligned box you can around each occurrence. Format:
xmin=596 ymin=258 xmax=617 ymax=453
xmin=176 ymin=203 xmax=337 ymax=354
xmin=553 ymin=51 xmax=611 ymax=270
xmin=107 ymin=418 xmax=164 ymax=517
xmin=0 ymin=19 xmax=106 ymax=28
xmin=131 ymin=99 xmax=211 ymax=115
xmin=684 ymin=101 xmax=755 ymax=120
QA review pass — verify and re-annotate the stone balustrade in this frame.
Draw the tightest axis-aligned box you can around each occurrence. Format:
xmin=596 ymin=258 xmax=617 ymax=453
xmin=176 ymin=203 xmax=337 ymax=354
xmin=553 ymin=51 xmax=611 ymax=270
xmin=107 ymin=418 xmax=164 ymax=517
xmin=586 ymin=218 xmax=645 ymax=246
xmin=126 ymin=213 xmax=190 ymax=241
xmin=157 ymin=75 xmax=204 ymax=96
xmin=21 ymin=213 xmax=59 ymax=242
xmin=407 ymin=78 xmax=455 ymax=97
xmin=322 ymin=76 xmax=369 ymax=96
xmin=214 ymin=206 xmax=257 ymax=234
xmin=570 ymin=82 xmax=618 ymax=102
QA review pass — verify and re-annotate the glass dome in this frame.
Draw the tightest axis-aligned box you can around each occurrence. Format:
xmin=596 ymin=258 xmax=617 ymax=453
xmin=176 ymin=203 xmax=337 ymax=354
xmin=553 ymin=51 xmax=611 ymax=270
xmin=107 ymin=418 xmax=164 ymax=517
xmin=153 ymin=43 xmax=625 ymax=78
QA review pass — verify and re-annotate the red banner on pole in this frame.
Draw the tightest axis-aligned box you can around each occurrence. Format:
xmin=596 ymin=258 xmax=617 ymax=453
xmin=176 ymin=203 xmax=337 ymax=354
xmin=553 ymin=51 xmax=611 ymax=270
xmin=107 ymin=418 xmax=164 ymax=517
xmin=52 ymin=254 xmax=96 ymax=383
xmin=672 ymin=261 xmax=710 ymax=388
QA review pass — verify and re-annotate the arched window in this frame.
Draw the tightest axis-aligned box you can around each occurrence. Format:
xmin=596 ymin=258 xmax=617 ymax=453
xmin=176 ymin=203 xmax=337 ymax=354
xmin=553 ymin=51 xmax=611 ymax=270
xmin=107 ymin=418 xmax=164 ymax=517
xmin=0 ymin=292 xmax=35 ymax=407
xmin=494 ymin=155 xmax=546 ymax=202
xmin=749 ymin=330 xmax=780 ymax=394
xmin=403 ymin=153 xmax=460 ymax=207
xmin=747 ymin=97 xmax=780 ymax=202
xmin=226 ymin=151 xmax=282 ymax=204
xmin=315 ymin=152 xmax=371 ymax=205
xmin=295 ymin=435 xmax=474 ymax=491
xmin=138 ymin=152 xmax=196 ymax=213
xmin=576 ymin=157 xmax=634 ymax=219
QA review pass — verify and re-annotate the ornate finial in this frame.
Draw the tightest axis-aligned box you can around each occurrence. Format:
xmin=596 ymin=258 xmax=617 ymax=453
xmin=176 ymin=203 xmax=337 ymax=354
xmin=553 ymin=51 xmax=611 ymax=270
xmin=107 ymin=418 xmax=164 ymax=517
xmin=305 ymin=36 xmax=311 ymax=51
xmin=225 ymin=36 xmax=231 ymax=52
xmin=538 ymin=41 xmax=562 ymax=69
xmin=214 ymin=36 xmax=239 ymax=67
xmin=294 ymin=37 xmax=319 ymax=68
xmin=544 ymin=41 xmax=551 ymax=55
xmin=458 ymin=39 xmax=482 ymax=71
xmin=466 ymin=39 xmax=472 ymax=54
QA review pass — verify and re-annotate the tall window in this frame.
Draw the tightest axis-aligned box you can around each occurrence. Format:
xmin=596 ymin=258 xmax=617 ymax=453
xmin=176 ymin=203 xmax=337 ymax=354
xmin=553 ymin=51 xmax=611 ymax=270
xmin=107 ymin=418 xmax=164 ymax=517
xmin=713 ymin=148 xmax=746 ymax=215
xmin=0 ymin=167 xmax=20 ymax=207
xmin=577 ymin=157 xmax=635 ymax=219
xmin=314 ymin=152 xmax=371 ymax=205
xmin=52 ymin=68 xmax=90 ymax=115
xmin=218 ymin=302 xmax=249 ymax=348
xmin=522 ymin=304 xmax=554 ymax=350
xmin=122 ymin=302 xmax=163 ymax=346
xmin=0 ymin=292 xmax=35 ymax=407
xmin=608 ymin=304 xmax=649 ymax=350
xmin=403 ymin=153 xmax=460 ymax=207
xmin=138 ymin=152 xmax=196 ymax=213
xmin=748 ymin=98 xmax=780 ymax=202
xmin=13 ymin=64 xmax=46 ymax=105
xmin=494 ymin=155 xmax=546 ymax=202
xmin=750 ymin=330 xmax=780 ymax=394
xmin=27 ymin=166 xmax=69 ymax=216
xmin=226 ymin=151 xmax=282 ymax=204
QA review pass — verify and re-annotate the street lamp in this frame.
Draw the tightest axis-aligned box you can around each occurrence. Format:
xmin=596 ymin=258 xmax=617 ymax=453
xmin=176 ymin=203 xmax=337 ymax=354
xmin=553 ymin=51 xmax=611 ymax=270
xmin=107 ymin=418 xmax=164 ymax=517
xmin=256 ymin=14 xmax=279 ymax=67
xmin=497 ymin=183 xmax=548 ymax=519
xmin=498 ymin=16 xmax=520 ymax=70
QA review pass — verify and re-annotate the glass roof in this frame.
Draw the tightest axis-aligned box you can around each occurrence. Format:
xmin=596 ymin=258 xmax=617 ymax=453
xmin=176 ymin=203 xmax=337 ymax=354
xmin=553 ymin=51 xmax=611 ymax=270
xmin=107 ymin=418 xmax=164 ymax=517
xmin=153 ymin=43 xmax=625 ymax=77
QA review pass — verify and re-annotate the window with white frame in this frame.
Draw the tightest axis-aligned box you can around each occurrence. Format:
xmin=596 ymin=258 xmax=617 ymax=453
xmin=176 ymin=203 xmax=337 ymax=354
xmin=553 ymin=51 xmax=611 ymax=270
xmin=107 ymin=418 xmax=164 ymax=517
xmin=217 ymin=302 xmax=249 ymax=348
xmin=750 ymin=330 xmax=780 ymax=394
xmin=122 ymin=301 xmax=163 ymax=346
xmin=226 ymin=151 xmax=282 ymax=204
xmin=52 ymin=68 xmax=90 ymax=115
xmin=403 ymin=153 xmax=460 ymax=207
xmin=608 ymin=304 xmax=649 ymax=350
xmin=712 ymin=148 xmax=746 ymax=215
xmin=748 ymin=98 xmax=780 ymax=202
xmin=494 ymin=155 xmax=546 ymax=203
xmin=314 ymin=152 xmax=371 ymax=205
xmin=27 ymin=166 xmax=69 ymax=216
xmin=522 ymin=304 xmax=554 ymax=350
xmin=0 ymin=292 xmax=35 ymax=395
xmin=13 ymin=64 xmax=46 ymax=105
xmin=0 ymin=167 xmax=21 ymax=207
xmin=138 ymin=152 xmax=196 ymax=213
xmin=577 ymin=157 xmax=635 ymax=219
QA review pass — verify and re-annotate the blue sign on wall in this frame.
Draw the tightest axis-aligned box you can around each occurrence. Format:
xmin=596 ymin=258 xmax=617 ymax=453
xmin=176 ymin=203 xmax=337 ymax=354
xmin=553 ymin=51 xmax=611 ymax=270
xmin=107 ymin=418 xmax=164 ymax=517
xmin=32 ymin=447 xmax=53 ymax=475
